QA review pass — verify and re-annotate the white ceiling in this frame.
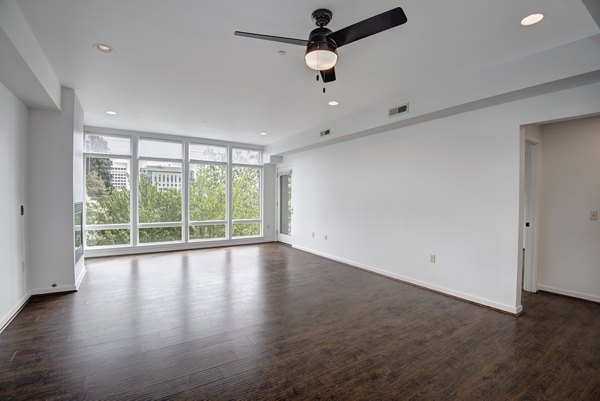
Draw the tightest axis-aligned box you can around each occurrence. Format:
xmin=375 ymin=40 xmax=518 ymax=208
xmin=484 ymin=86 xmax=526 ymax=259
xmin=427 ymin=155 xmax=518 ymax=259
xmin=16 ymin=0 xmax=599 ymax=145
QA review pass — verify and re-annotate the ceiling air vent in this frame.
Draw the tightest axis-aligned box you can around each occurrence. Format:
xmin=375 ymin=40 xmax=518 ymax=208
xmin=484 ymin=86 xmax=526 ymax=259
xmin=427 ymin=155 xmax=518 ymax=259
xmin=320 ymin=129 xmax=331 ymax=137
xmin=388 ymin=103 xmax=409 ymax=117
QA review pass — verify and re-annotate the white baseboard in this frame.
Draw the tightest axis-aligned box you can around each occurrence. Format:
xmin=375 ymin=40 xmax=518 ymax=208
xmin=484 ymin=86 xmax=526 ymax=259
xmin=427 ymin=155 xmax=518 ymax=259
xmin=293 ymin=245 xmax=522 ymax=315
xmin=0 ymin=293 xmax=31 ymax=334
xmin=538 ymin=284 xmax=600 ymax=303
xmin=75 ymin=265 xmax=87 ymax=290
xmin=29 ymin=285 xmax=77 ymax=296
xmin=2 ymin=278 xmax=85 ymax=334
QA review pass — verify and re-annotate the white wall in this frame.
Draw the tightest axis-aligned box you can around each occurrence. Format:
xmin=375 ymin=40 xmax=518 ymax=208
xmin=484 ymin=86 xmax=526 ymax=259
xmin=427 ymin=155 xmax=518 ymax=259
xmin=0 ymin=0 xmax=61 ymax=109
xmin=282 ymin=81 xmax=600 ymax=314
xmin=266 ymin=36 xmax=600 ymax=160
xmin=28 ymin=87 xmax=79 ymax=293
xmin=537 ymin=116 xmax=600 ymax=301
xmin=0 ymin=81 xmax=29 ymax=330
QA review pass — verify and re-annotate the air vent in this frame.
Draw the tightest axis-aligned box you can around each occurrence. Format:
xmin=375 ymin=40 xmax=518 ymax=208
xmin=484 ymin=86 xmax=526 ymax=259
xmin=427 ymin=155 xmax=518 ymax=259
xmin=320 ymin=129 xmax=331 ymax=137
xmin=388 ymin=103 xmax=409 ymax=117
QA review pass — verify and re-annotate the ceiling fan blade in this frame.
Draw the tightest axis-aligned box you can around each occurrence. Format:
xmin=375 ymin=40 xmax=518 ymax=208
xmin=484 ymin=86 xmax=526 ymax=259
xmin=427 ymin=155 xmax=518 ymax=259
xmin=320 ymin=67 xmax=336 ymax=83
xmin=327 ymin=7 xmax=407 ymax=48
xmin=234 ymin=31 xmax=308 ymax=46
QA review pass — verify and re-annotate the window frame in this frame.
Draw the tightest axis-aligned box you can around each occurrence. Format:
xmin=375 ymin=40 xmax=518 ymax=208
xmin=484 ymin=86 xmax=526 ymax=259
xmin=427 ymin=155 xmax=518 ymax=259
xmin=230 ymin=147 xmax=263 ymax=238
xmin=83 ymin=129 xmax=264 ymax=253
xmin=188 ymin=142 xmax=229 ymax=242
xmin=137 ymin=138 xmax=185 ymax=246
xmin=83 ymin=133 xmax=133 ymax=249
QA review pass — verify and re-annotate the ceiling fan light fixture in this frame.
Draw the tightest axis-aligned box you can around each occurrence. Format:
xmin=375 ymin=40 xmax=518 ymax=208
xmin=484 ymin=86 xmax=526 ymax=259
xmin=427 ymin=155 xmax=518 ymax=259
xmin=305 ymin=42 xmax=338 ymax=70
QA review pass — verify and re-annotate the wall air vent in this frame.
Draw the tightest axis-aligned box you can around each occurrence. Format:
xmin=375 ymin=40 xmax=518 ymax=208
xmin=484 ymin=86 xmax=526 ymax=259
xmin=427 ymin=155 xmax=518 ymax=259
xmin=388 ymin=103 xmax=409 ymax=117
xmin=320 ymin=129 xmax=331 ymax=137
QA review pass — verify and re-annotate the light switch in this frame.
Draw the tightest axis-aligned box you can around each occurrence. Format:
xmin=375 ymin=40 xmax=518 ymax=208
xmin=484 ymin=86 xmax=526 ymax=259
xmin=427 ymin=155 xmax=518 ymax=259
xmin=591 ymin=211 xmax=599 ymax=221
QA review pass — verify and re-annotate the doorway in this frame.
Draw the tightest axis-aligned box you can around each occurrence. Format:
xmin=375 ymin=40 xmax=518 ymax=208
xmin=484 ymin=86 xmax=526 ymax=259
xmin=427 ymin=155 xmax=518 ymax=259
xmin=278 ymin=170 xmax=292 ymax=244
xmin=522 ymin=141 xmax=537 ymax=292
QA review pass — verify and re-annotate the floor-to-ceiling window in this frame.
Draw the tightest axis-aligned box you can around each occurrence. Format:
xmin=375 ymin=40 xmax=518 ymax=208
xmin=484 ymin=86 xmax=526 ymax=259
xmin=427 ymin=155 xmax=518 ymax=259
xmin=137 ymin=138 xmax=184 ymax=244
xmin=84 ymin=134 xmax=132 ymax=247
xmin=231 ymin=148 xmax=262 ymax=237
xmin=188 ymin=143 xmax=227 ymax=240
xmin=83 ymin=131 xmax=263 ymax=252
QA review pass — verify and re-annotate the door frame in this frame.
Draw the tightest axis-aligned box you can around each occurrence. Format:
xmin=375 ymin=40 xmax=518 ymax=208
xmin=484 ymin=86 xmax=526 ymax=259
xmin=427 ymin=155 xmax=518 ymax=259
xmin=277 ymin=168 xmax=293 ymax=244
xmin=522 ymin=140 xmax=539 ymax=293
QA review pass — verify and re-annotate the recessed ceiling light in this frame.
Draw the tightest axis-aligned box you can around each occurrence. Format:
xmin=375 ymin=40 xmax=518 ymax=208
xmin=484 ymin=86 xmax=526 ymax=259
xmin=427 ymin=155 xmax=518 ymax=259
xmin=521 ymin=13 xmax=544 ymax=26
xmin=259 ymin=132 xmax=268 ymax=136
xmin=328 ymin=100 xmax=339 ymax=106
xmin=105 ymin=110 xmax=117 ymax=115
xmin=94 ymin=43 xmax=114 ymax=54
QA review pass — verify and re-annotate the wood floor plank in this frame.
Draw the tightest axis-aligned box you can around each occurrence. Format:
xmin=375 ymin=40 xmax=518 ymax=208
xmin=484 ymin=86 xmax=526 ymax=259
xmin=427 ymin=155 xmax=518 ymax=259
xmin=1 ymin=243 xmax=599 ymax=400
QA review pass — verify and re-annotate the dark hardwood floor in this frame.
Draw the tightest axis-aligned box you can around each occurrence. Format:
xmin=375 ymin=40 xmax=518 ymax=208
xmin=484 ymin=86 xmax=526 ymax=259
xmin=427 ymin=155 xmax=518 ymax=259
xmin=1 ymin=243 xmax=599 ymax=400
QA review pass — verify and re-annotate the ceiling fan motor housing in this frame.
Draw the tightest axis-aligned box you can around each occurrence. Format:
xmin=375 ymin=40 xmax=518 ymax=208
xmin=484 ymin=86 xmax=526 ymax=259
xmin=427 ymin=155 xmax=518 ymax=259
xmin=308 ymin=27 xmax=336 ymax=47
xmin=311 ymin=9 xmax=333 ymax=27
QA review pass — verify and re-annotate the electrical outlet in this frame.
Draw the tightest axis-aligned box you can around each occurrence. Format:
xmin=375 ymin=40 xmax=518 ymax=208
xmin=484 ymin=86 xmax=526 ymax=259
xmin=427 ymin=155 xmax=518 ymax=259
xmin=591 ymin=211 xmax=598 ymax=221
xmin=430 ymin=254 xmax=436 ymax=263
xmin=324 ymin=234 xmax=328 ymax=240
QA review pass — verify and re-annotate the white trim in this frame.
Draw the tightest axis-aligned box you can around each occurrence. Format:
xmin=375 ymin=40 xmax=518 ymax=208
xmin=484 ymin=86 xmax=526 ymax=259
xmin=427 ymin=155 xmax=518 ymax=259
xmin=131 ymin=136 xmax=139 ymax=246
xmin=189 ymin=220 xmax=227 ymax=226
xmin=137 ymin=156 xmax=182 ymax=164
xmin=522 ymin=140 xmax=539 ymax=293
xmin=75 ymin=265 xmax=87 ymax=290
xmin=293 ymin=245 xmax=523 ymax=315
xmin=232 ymin=219 xmax=262 ymax=224
xmin=2 ymin=268 xmax=86 ymax=334
xmin=277 ymin=170 xmax=293 ymax=245
xmin=84 ymin=130 xmax=133 ymax=141
xmin=188 ymin=236 xmax=226 ymax=243
xmin=0 ymin=293 xmax=30 ymax=334
xmin=538 ymin=284 xmax=600 ymax=303
xmin=277 ymin=168 xmax=292 ymax=177
xmin=227 ymin=145 xmax=233 ymax=239
xmin=83 ymin=151 xmax=131 ymax=159
xmin=189 ymin=159 xmax=228 ymax=166
xmin=232 ymin=162 xmax=263 ymax=168
xmin=138 ymin=222 xmax=183 ymax=228
xmin=29 ymin=285 xmax=77 ymax=296
xmin=86 ymin=237 xmax=273 ymax=258
xmin=87 ymin=223 xmax=131 ymax=230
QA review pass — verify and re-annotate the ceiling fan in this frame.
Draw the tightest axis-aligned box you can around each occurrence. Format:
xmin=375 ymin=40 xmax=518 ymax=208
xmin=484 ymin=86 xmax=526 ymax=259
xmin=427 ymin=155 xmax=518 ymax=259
xmin=234 ymin=7 xmax=408 ymax=83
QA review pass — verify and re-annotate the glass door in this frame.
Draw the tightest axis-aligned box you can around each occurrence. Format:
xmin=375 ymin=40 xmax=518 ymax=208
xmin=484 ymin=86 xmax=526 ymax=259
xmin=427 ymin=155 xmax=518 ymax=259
xmin=278 ymin=171 xmax=292 ymax=244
